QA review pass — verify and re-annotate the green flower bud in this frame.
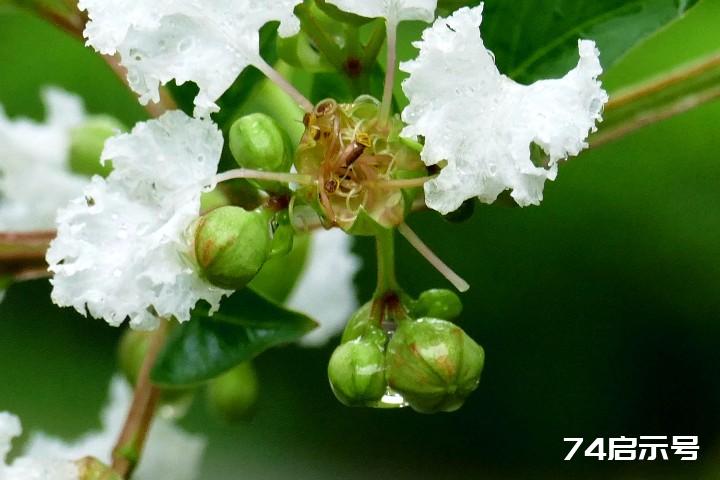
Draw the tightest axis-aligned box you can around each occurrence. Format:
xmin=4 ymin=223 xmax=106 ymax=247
xmin=229 ymin=113 xmax=292 ymax=192
xmin=340 ymin=301 xmax=372 ymax=344
xmin=75 ymin=457 xmax=122 ymax=480
xmin=386 ymin=318 xmax=484 ymax=413
xmin=328 ymin=331 xmax=387 ymax=407
xmin=411 ymin=289 xmax=463 ymax=320
xmin=194 ymin=206 xmax=272 ymax=290
xmin=69 ymin=116 xmax=125 ymax=177
xmin=206 ymin=362 xmax=259 ymax=423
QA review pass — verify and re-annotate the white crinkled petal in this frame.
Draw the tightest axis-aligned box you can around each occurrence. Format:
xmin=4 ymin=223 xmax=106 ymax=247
xmin=79 ymin=0 xmax=303 ymax=116
xmin=1 ymin=412 xmax=78 ymax=480
xmin=26 ymin=377 xmax=206 ymax=480
xmin=288 ymin=229 xmax=361 ymax=347
xmin=325 ymin=0 xmax=436 ymax=24
xmin=401 ymin=5 xmax=608 ymax=214
xmin=0 ymin=88 xmax=88 ymax=232
xmin=47 ymin=111 xmax=230 ymax=328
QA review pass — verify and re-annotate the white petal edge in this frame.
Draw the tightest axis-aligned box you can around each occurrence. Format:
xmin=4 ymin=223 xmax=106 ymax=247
xmin=78 ymin=0 xmax=303 ymax=116
xmin=0 ymin=412 xmax=78 ymax=480
xmin=325 ymin=0 xmax=437 ymax=25
xmin=401 ymin=5 xmax=608 ymax=214
xmin=47 ymin=111 xmax=230 ymax=329
xmin=24 ymin=377 xmax=206 ymax=480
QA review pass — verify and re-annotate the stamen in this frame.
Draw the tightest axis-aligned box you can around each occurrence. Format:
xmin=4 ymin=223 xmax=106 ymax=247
xmin=255 ymin=58 xmax=314 ymax=113
xmin=214 ymin=168 xmax=315 ymax=186
xmin=370 ymin=176 xmax=435 ymax=189
xmin=398 ymin=223 xmax=470 ymax=293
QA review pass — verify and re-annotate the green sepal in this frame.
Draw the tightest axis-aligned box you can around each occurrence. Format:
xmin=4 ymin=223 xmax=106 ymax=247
xmin=277 ymin=32 xmax=335 ymax=73
xmin=75 ymin=457 xmax=122 ymax=480
xmin=151 ymin=289 xmax=317 ymax=386
xmin=345 ymin=208 xmax=388 ymax=237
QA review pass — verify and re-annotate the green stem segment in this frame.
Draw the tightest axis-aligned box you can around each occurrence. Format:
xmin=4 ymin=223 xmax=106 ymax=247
xmin=375 ymin=228 xmax=399 ymax=294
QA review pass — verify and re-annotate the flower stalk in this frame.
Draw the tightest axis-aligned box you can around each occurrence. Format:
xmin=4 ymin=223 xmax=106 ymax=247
xmin=375 ymin=228 xmax=399 ymax=294
xmin=111 ymin=319 xmax=169 ymax=479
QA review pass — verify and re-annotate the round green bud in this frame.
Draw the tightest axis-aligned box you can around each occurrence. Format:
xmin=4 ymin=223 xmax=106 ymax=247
xmin=386 ymin=318 xmax=485 ymax=414
xmin=69 ymin=116 xmax=124 ymax=177
xmin=194 ymin=206 xmax=272 ymax=290
xmin=206 ymin=362 xmax=259 ymax=423
xmin=328 ymin=332 xmax=387 ymax=407
xmin=411 ymin=289 xmax=463 ymax=321
xmin=229 ymin=113 xmax=292 ymax=192
xmin=250 ymin=233 xmax=310 ymax=303
xmin=76 ymin=457 xmax=122 ymax=480
xmin=340 ymin=301 xmax=372 ymax=344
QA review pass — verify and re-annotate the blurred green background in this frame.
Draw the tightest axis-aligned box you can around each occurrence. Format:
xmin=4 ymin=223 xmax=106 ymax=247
xmin=1 ymin=1 xmax=720 ymax=478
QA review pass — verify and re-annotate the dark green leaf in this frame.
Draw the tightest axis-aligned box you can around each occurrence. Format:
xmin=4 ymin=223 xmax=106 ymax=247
xmin=151 ymin=289 xmax=317 ymax=386
xmin=478 ymin=0 xmax=702 ymax=82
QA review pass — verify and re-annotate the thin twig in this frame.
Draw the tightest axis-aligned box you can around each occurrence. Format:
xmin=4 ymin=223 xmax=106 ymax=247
xmin=111 ymin=320 xmax=169 ymax=479
xmin=593 ymin=86 xmax=720 ymax=147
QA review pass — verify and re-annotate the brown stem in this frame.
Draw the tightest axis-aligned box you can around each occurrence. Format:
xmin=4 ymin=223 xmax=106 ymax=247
xmin=111 ymin=320 xmax=169 ymax=479
xmin=594 ymin=52 xmax=720 ymax=147
xmin=31 ymin=4 xmax=176 ymax=118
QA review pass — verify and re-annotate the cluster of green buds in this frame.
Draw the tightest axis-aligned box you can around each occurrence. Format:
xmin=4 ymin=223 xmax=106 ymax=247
xmin=328 ymin=289 xmax=485 ymax=413
xmin=295 ymin=96 xmax=426 ymax=235
xmin=192 ymin=113 xmax=298 ymax=292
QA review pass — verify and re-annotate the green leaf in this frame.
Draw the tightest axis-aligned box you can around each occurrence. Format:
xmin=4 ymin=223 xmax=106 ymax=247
xmin=479 ymin=0 xmax=701 ymax=82
xmin=151 ymin=289 xmax=317 ymax=386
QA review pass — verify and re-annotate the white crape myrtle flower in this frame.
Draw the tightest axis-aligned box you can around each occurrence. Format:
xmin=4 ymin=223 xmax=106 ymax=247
xmin=0 ymin=412 xmax=78 ymax=480
xmin=26 ymin=377 xmax=206 ymax=480
xmin=288 ymin=229 xmax=361 ymax=347
xmin=47 ymin=111 xmax=230 ymax=330
xmin=401 ymin=5 xmax=609 ymax=214
xmin=0 ymin=88 xmax=89 ymax=232
xmin=79 ymin=0 xmax=303 ymax=116
xmin=325 ymin=0 xmax=437 ymax=25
